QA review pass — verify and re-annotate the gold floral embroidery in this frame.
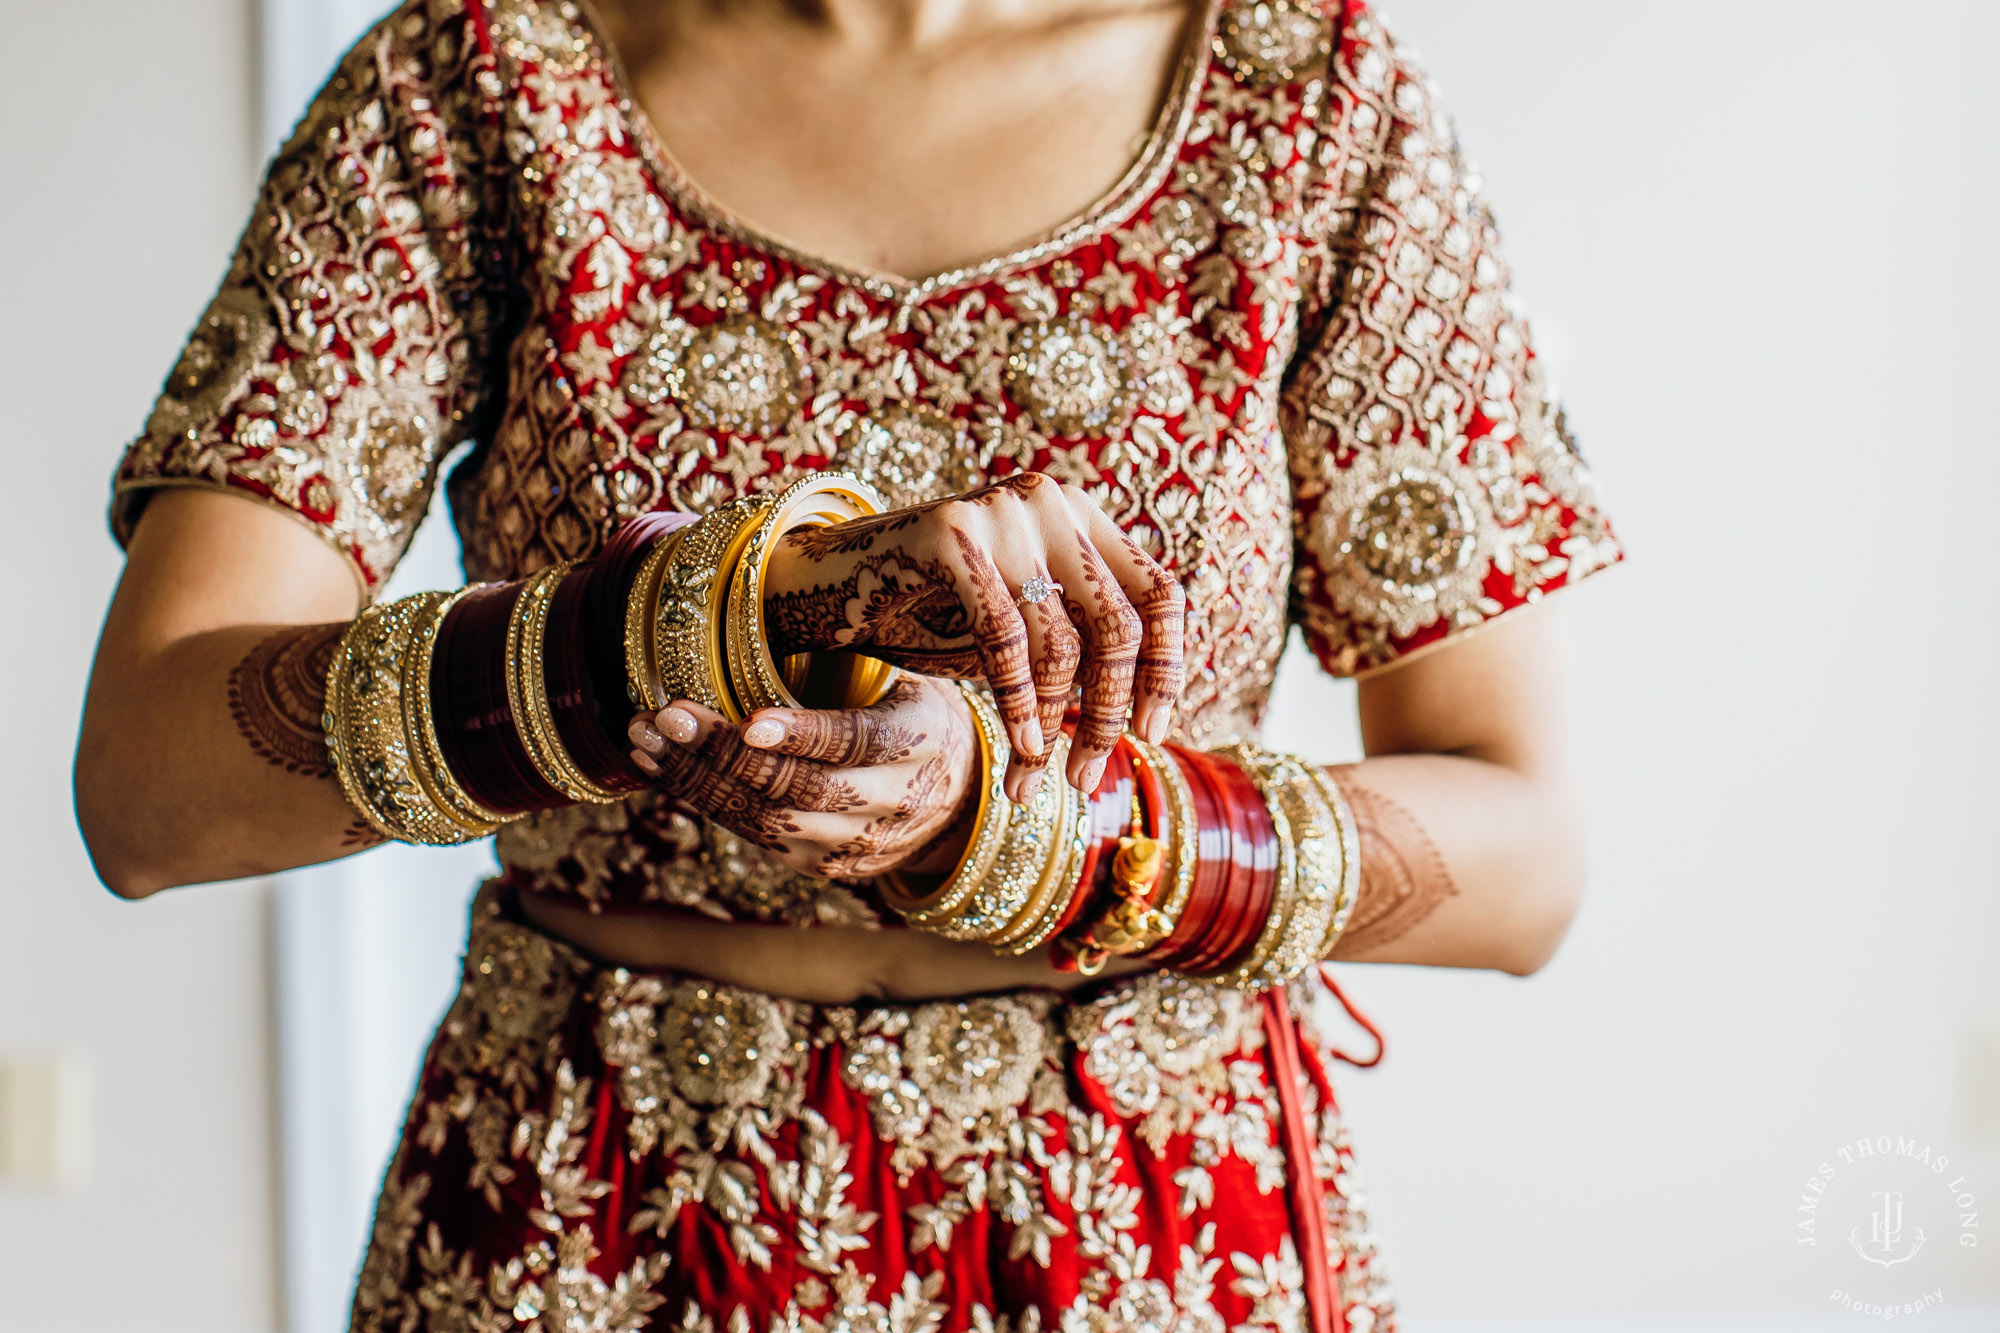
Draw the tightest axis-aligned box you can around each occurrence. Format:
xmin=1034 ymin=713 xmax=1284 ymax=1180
xmin=1213 ymin=0 xmax=1334 ymax=88
xmin=831 ymin=402 xmax=981 ymax=508
xmin=1309 ymin=427 xmax=1497 ymax=639
xmin=1005 ymin=315 xmax=1137 ymax=437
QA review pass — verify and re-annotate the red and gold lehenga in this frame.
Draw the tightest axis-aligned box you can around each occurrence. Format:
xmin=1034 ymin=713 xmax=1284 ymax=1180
xmin=113 ymin=1 xmax=1621 ymax=1328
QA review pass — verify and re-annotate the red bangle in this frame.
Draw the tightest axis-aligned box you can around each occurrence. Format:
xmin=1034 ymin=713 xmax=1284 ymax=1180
xmin=1195 ymin=751 xmax=1278 ymax=973
xmin=1160 ymin=740 xmax=1232 ymax=960
xmin=1154 ymin=745 xmax=1230 ymax=966
xmin=544 ymin=563 xmax=648 ymax=795
xmin=435 ymin=581 xmax=565 ymax=815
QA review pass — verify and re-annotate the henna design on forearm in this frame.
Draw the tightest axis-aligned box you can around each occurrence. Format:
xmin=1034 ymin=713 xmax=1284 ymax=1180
xmin=227 ymin=624 xmax=343 ymax=779
xmin=1328 ymin=772 xmax=1460 ymax=956
xmin=338 ymin=817 xmax=387 ymax=850
xmin=764 ymin=552 xmax=972 ymax=665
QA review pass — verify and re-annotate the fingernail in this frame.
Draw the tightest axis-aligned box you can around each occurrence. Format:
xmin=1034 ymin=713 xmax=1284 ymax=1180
xmin=1017 ymin=769 xmax=1043 ymax=806
xmin=1019 ymin=718 xmax=1044 ymax=760
xmin=632 ymin=750 xmax=660 ymax=775
xmin=743 ymin=719 xmax=784 ymax=748
xmin=1141 ymin=704 xmax=1171 ymax=744
xmin=1077 ymin=756 xmax=1106 ymax=793
xmin=661 ymin=708 xmax=698 ymax=745
xmin=629 ymin=722 xmax=664 ymax=752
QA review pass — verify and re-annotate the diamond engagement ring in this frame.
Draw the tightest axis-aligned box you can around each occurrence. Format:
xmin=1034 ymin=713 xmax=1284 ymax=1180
xmin=1015 ymin=575 xmax=1061 ymax=607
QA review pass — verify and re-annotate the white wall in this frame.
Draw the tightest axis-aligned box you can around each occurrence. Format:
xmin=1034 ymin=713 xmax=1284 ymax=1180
xmin=1265 ymin=0 xmax=2000 ymax=1322
xmin=4 ymin=0 xmax=1996 ymax=1330
xmin=0 ymin=1 xmax=279 ymax=1329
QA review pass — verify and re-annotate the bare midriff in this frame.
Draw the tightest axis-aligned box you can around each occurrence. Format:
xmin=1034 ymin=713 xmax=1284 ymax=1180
xmin=516 ymin=890 xmax=1146 ymax=1005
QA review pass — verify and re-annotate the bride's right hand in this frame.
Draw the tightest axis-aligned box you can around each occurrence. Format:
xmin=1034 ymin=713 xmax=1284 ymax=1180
xmin=762 ymin=472 xmax=1184 ymax=801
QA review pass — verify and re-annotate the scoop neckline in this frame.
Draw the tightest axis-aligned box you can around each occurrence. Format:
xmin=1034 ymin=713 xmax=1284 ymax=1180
xmin=568 ymin=0 xmax=1224 ymax=303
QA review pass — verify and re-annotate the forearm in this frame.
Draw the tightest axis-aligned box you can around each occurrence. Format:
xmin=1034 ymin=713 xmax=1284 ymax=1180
xmin=76 ymin=621 xmax=378 ymax=897
xmin=1322 ymin=750 xmax=1587 ymax=976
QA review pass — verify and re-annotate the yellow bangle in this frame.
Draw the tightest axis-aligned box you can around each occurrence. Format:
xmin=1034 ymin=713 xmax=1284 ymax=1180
xmin=725 ymin=473 xmax=896 ymax=719
xmin=1139 ymin=736 xmax=1199 ymax=945
xmin=404 ymin=585 xmax=509 ymax=837
xmin=507 ymin=562 xmax=623 ymax=805
xmin=878 ymin=681 xmax=1012 ymax=927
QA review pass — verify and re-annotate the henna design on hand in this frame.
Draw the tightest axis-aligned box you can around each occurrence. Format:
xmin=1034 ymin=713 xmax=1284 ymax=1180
xmin=1066 ymin=529 xmax=1141 ymax=756
xmin=764 ymin=552 xmax=972 ymax=666
xmin=821 ymin=691 xmax=975 ymax=878
xmin=761 ymin=678 xmax=928 ymax=765
xmin=1328 ymin=772 xmax=1460 ymax=955
xmin=227 ymin=624 xmax=343 ymax=778
xmin=952 ymin=526 xmax=1039 ymax=751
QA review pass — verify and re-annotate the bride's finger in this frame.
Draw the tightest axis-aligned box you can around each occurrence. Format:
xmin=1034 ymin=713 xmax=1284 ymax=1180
xmin=738 ymin=678 xmax=931 ymax=767
xmin=1069 ymin=495 xmax=1186 ymax=745
xmin=943 ymin=529 xmax=1045 ymax=784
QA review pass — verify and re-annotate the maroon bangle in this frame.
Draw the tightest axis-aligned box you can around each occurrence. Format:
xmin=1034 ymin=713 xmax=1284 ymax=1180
xmin=434 ymin=581 xmax=565 ymax=815
xmin=1182 ymin=748 xmax=1262 ymax=974
xmin=1198 ymin=752 xmax=1278 ymax=974
xmin=1155 ymin=745 xmax=1231 ymax=965
xmin=582 ymin=510 xmax=699 ymax=735
xmin=544 ymin=563 xmax=647 ymax=794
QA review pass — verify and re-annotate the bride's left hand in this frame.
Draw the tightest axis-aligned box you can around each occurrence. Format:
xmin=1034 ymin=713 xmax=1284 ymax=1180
xmin=626 ymin=672 xmax=978 ymax=880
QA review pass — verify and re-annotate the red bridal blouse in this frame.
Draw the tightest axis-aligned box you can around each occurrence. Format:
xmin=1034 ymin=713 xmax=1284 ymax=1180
xmin=112 ymin=0 xmax=1622 ymax=1329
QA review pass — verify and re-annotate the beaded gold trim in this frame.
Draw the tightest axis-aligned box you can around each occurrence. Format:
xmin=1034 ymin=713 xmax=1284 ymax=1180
xmin=1305 ymin=766 xmax=1363 ymax=960
xmin=930 ymin=734 xmax=1073 ymax=943
xmin=324 ymin=594 xmax=486 ymax=846
xmin=652 ymin=496 xmax=767 ymax=713
xmin=996 ymin=778 xmax=1091 ymax=955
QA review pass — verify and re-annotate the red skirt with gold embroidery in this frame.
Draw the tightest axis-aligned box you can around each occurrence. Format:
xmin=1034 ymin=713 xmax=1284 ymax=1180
xmin=348 ymin=886 xmax=1396 ymax=1332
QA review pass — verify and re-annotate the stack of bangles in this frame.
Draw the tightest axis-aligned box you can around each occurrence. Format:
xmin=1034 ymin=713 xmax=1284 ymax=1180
xmin=877 ymin=683 xmax=1363 ymax=991
xmin=321 ymin=472 xmax=1361 ymax=990
xmin=321 ymin=474 xmax=898 ymax=844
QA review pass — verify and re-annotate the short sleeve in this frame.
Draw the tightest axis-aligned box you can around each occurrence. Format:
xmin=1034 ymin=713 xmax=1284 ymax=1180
xmin=111 ymin=0 xmax=509 ymax=597
xmin=1280 ymin=4 xmax=1623 ymax=678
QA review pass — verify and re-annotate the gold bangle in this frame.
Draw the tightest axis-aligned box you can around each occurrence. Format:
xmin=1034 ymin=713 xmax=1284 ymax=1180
xmin=623 ymin=524 xmax=689 ymax=713
xmin=1306 ymin=766 xmax=1363 ymax=961
xmin=653 ymin=496 xmax=769 ymax=714
xmin=1260 ymin=754 xmax=1344 ymax=985
xmin=1135 ymin=737 xmax=1198 ymax=942
xmin=507 ymin=562 xmax=622 ymax=805
xmin=993 ymin=770 xmax=1090 ymax=954
xmin=324 ymin=594 xmax=484 ymax=846
xmin=725 ymin=473 xmax=896 ymax=719
xmin=878 ymin=681 xmax=1012 ymax=927
xmin=931 ymin=733 xmax=1073 ymax=942
xmin=404 ymin=585 xmax=509 ymax=836
xmin=997 ymin=787 xmax=1090 ymax=954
